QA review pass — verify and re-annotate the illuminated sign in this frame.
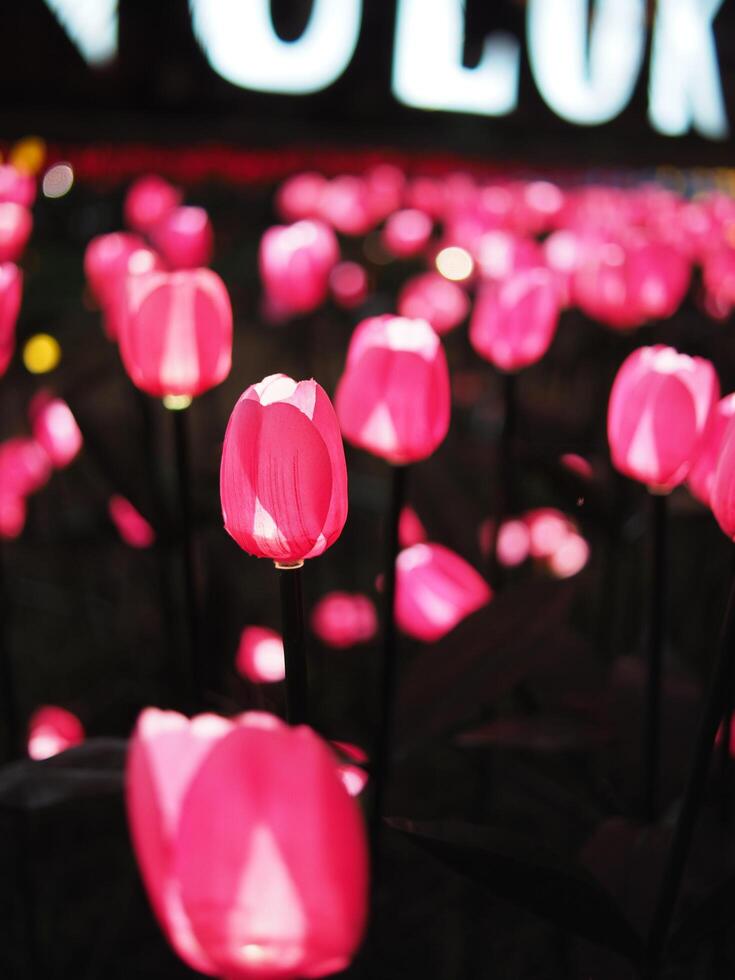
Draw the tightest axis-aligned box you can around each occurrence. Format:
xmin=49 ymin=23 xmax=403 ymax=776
xmin=43 ymin=0 xmax=729 ymax=140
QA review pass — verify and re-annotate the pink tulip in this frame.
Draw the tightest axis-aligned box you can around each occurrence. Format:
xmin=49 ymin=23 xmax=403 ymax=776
xmin=687 ymin=394 xmax=735 ymax=506
xmin=259 ymin=220 xmax=338 ymax=315
xmin=84 ymin=232 xmax=147 ymax=307
xmin=0 ymin=493 xmax=25 ymax=539
xmin=478 ymin=517 xmax=530 ymax=567
xmin=364 ymin=164 xmax=405 ymax=222
xmin=108 ymin=495 xmax=156 ymax=549
xmin=236 ymin=626 xmax=285 ymax=684
xmin=319 ymin=176 xmax=375 ymax=236
xmin=524 ymin=508 xmax=575 ymax=560
xmin=711 ymin=417 xmax=735 ymax=539
xmin=0 ymin=262 xmax=22 ymax=377
xmin=221 ymin=374 xmax=348 ymax=564
xmin=0 ymin=203 xmax=32 ymax=263
xmin=547 ymin=532 xmax=590 ymax=579
xmin=151 ymin=206 xmax=214 ymax=269
xmin=124 ymin=175 xmax=181 ymax=234
xmin=119 ymin=268 xmax=232 ymax=398
xmin=382 ymin=209 xmax=432 ymax=258
xmin=474 ymin=231 xmax=543 ymax=281
xmin=0 ymin=164 xmax=36 ymax=208
xmin=276 ymin=172 xmax=328 ymax=222
xmin=398 ymin=505 xmax=427 ymax=548
xmin=310 ymin=592 xmax=377 ymax=649
xmin=608 ymin=346 xmax=719 ymax=491
xmin=397 ymin=272 xmax=469 ymax=335
xmin=27 ymin=706 xmax=84 ymax=760
xmin=470 ymin=268 xmax=560 ymax=372
xmin=126 ymin=709 xmax=369 ymax=979
xmin=30 ymin=393 xmax=83 ymax=468
xmin=560 ymin=453 xmax=594 ymax=480
xmin=102 ymin=246 xmax=163 ymax=342
xmin=0 ymin=436 xmax=52 ymax=496
xmin=335 ymin=315 xmax=451 ymax=465
xmin=395 ymin=542 xmax=492 ymax=642
xmin=329 ymin=261 xmax=368 ymax=309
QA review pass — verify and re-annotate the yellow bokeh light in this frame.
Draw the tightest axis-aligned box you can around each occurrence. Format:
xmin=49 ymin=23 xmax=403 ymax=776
xmin=162 ymin=394 xmax=193 ymax=411
xmin=435 ymin=246 xmax=474 ymax=282
xmin=9 ymin=137 xmax=47 ymax=176
xmin=23 ymin=333 xmax=61 ymax=374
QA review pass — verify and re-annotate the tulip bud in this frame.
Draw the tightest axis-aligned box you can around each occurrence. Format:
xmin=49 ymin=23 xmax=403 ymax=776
xmin=335 ymin=315 xmax=451 ymax=465
xmin=259 ymin=220 xmax=338 ymax=315
xmin=119 ymin=268 xmax=232 ymax=399
xmin=126 ymin=709 xmax=369 ymax=979
xmin=607 ymin=345 xmax=719 ymax=491
xmin=395 ymin=542 xmax=492 ymax=642
xmin=220 ymin=374 xmax=348 ymax=564
xmin=0 ymin=262 xmax=22 ymax=377
xmin=310 ymin=592 xmax=377 ymax=649
xmin=470 ymin=267 xmax=559 ymax=372
xmin=28 ymin=706 xmax=84 ymax=760
xmin=151 ymin=206 xmax=214 ymax=270
xmin=124 ymin=175 xmax=181 ymax=234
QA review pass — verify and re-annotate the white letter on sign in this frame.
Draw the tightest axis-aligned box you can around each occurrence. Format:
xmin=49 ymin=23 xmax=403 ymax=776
xmin=392 ymin=0 xmax=520 ymax=115
xmin=527 ymin=0 xmax=645 ymax=125
xmin=649 ymin=0 xmax=728 ymax=139
xmin=189 ymin=0 xmax=362 ymax=95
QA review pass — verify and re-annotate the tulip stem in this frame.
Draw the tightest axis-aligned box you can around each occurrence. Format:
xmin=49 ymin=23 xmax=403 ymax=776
xmin=645 ymin=490 xmax=668 ymax=823
xmin=647 ymin=568 xmax=735 ymax=970
xmin=372 ymin=463 xmax=408 ymax=851
xmin=0 ymin=546 xmax=20 ymax=761
xmin=277 ymin=564 xmax=308 ymax=725
xmin=487 ymin=371 xmax=517 ymax=588
xmin=172 ymin=406 xmax=203 ymax=710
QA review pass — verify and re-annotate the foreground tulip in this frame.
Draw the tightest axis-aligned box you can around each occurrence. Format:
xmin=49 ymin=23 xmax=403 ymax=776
xmin=259 ymin=220 xmax=338 ymax=315
xmin=151 ymin=205 xmax=214 ymax=269
xmin=688 ymin=394 xmax=735 ymax=507
xmin=29 ymin=393 xmax=83 ymax=468
xmin=124 ymin=175 xmax=181 ymax=234
xmin=236 ymin=626 xmax=285 ymax=684
xmin=221 ymin=375 xmax=347 ymax=564
xmin=311 ymin=592 xmax=378 ymax=649
xmin=608 ymin=346 xmax=718 ymax=491
xmin=335 ymin=315 xmax=450 ymax=465
xmin=395 ymin=543 xmax=492 ymax=642
xmin=119 ymin=268 xmax=232 ymax=399
xmin=470 ymin=267 xmax=560 ymax=372
xmin=27 ymin=706 xmax=84 ymax=760
xmin=0 ymin=262 xmax=22 ymax=377
xmin=126 ymin=709 xmax=369 ymax=979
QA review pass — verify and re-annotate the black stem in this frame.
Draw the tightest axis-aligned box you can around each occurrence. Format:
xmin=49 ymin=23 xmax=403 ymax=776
xmin=0 ymin=545 xmax=20 ymax=761
xmin=487 ymin=371 xmax=517 ymax=588
xmin=371 ymin=464 xmax=408 ymax=849
xmin=278 ymin=565 xmax=308 ymax=725
xmin=647 ymin=568 xmax=735 ymax=970
xmin=645 ymin=491 xmax=668 ymax=823
xmin=172 ymin=407 xmax=202 ymax=710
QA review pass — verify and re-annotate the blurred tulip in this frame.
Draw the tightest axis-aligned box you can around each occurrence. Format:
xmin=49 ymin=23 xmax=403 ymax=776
xmin=109 ymin=495 xmax=156 ymax=549
xmin=474 ymin=231 xmax=542 ymax=281
xmin=236 ymin=626 xmax=285 ymax=684
xmin=478 ymin=517 xmax=530 ymax=567
xmin=329 ymin=261 xmax=368 ymax=309
xmin=547 ymin=532 xmax=590 ymax=579
xmin=84 ymin=232 xmax=146 ymax=308
xmin=0 ymin=262 xmax=22 ymax=376
xmin=0 ymin=436 xmax=52 ymax=496
xmin=151 ymin=206 xmax=214 ymax=269
xmin=221 ymin=374 xmax=348 ymax=564
xmin=0 ymin=164 xmax=36 ymax=207
xmin=29 ymin=393 xmax=83 ymax=468
xmin=119 ymin=268 xmax=232 ymax=398
xmin=395 ymin=543 xmax=491 ymax=642
xmin=397 ymin=272 xmax=469 ymax=335
xmin=0 ymin=492 xmax=25 ymax=539
xmin=398 ymin=505 xmax=427 ymax=548
xmin=124 ymin=175 xmax=181 ymax=234
xmin=0 ymin=203 xmax=32 ymax=262
xmin=524 ymin=508 xmax=574 ymax=560
xmin=319 ymin=176 xmax=375 ymax=236
xmin=126 ymin=708 xmax=369 ymax=978
xmin=276 ymin=172 xmax=328 ymax=222
xmin=560 ymin=453 xmax=594 ymax=480
xmin=470 ymin=268 xmax=560 ymax=372
xmin=687 ymin=394 xmax=735 ymax=506
xmin=711 ymin=417 xmax=735 ymax=539
xmin=335 ymin=315 xmax=451 ymax=465
xmin=102 ymin=246 xmax=162 ymax=342
xmin=27 ymin=706 xmax=84 ymax=760
xmin=382 ymin=209 xmax=432 ymax=258
xmin=365 ymin=164 xmax=405 ymax=221
xmin=311 ymin=592 xmax=377 ymax=649
xmin=608 ymin=346 xmax=718 ymax=491
xmin=337 ymin=765 xmax=369 ymax=797
xmin=259 ymin=220 xmax=338 ymax=315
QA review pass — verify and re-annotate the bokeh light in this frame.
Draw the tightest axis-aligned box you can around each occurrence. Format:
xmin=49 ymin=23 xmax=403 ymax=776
xmin=435 ymin=245 xmax=473 ymax=281
xmin=23 ymin=333 xmax=61 ymax=374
